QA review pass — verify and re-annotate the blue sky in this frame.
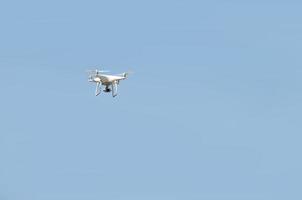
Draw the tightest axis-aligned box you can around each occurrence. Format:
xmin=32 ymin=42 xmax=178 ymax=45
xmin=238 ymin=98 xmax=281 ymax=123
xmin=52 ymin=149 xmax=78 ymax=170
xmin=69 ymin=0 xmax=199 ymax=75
xmin=1 ymin=0 xmax=302 ymax=199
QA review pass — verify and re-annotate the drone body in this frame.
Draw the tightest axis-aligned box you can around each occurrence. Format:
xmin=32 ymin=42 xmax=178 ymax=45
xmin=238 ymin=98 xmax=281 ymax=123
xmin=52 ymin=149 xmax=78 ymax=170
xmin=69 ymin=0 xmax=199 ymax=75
xmin=88 ymin=69 xmax=129 ymax=97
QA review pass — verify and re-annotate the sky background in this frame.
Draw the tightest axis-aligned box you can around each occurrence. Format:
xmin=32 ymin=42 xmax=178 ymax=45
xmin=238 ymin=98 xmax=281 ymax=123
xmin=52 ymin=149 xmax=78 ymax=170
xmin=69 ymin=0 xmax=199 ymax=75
xmin=1 ymin=0 xmax=302 ymax=199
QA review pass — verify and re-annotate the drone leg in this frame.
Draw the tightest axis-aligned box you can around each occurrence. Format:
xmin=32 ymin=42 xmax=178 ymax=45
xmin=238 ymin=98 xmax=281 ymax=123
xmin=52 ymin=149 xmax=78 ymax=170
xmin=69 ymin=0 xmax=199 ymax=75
xmin=95 ymin=82 xmax=101 ymax=96
xmin=112 ymin=82 xmax=118 ymax=97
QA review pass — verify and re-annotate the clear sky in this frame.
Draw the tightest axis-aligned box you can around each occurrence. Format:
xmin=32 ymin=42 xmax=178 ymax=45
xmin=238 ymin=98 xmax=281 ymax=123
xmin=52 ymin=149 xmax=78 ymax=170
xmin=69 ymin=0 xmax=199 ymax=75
xmin=1 ymin=0 xmax=302 ymax=199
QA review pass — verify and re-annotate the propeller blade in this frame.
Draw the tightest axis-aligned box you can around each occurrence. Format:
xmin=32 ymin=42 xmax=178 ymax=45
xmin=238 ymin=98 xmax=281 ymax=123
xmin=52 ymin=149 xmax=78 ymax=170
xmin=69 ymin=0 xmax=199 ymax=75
xmin=86 ymin=69 xmax=109 ymax=74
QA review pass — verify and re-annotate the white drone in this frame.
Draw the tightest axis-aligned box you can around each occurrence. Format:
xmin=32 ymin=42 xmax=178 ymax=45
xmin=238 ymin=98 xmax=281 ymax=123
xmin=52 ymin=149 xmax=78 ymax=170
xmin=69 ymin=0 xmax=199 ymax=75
xmin=87 ymin=69 xmax=130 ymax=97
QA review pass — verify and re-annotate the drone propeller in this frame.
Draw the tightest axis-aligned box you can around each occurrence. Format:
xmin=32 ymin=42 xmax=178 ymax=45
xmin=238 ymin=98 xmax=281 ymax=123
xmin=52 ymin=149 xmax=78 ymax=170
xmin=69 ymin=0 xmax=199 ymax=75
xmin=127 ymin=70 xmax=134 ymax=75
xmin=86 ymin=69 xmax=110 ymax=74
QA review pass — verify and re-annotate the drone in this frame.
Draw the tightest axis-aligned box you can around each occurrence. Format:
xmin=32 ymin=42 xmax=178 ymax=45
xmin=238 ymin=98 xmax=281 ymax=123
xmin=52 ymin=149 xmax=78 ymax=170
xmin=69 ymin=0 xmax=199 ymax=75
xmin=87 ymin=69 xmax=130 ymax=97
